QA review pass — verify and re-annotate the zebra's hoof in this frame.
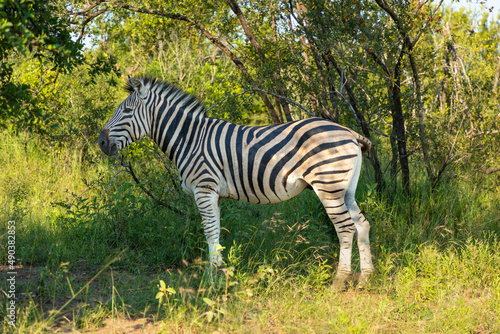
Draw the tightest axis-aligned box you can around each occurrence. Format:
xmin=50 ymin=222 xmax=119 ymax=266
xmin=331 ymin=273 xmax=350 ymax=291
xmin=356 ymin=272 xmax=372 ymax=289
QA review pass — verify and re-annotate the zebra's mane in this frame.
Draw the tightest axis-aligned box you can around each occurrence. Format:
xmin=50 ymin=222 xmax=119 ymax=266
xmin=124 ymin=75 xmax=207 ymax=115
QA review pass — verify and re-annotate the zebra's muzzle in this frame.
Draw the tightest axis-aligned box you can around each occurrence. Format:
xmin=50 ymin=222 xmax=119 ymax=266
xmin=98 ymin=129 xmax=118 ymax=156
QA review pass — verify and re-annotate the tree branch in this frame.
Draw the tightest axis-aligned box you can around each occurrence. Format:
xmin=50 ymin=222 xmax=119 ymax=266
xmin=410 ymin=0 xmax=445 ymax=49
xmin=120 ymin=157 xmax=184 ymax=215
xmin=68 ymin=0 xmax=106 ymax=18
xmin=250 ymin=88 xmax=314 ymax=117
xmin=225 ymin=0 xmax=265 ymax=61
xmin=467 ymin=130 xmax=500 ymax=138
xmin=373 ymin=0 xmax=402 ymax=34
xmin=432 ymin=114 xmax=466 ymax=188
xmin=70 ymin=1 xmax=281 ymax=123
xmin=484 ymin=167 xmax=500 ymax=175
xmin=76 ymin=8 xmax=108 ymax=42
xmin=367 ymin=51 xmax=390 ymax=77
xmin=112 ymin=2 xmax=191 ymax=22
xmin=409 ymin=52 xmax=434 ymax=180
xmin=224 ymin=0 xmax=286 ymax=123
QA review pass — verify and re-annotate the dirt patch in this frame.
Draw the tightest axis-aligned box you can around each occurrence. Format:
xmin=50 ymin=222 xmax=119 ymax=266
xmin=1 ymin=264 xmax=170 ymax=333
xmin=53 ymin=317 xmax=161 ymax=333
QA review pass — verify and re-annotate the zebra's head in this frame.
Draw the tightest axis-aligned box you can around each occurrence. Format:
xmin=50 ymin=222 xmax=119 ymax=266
xmin=98 ymin=76 xmax=152 ymax=156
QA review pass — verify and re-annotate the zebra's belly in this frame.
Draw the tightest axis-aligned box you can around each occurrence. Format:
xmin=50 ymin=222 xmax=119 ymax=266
xmin=224 ymin=175 xmax=309 ymax=204
xmin=266 ymin=177 xmax=309 ymax=204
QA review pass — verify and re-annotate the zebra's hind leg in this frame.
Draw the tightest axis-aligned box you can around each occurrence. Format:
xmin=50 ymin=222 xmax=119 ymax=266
xmin=194 ymin=189 xmax=223 ymax=267
xmin=345 ymin=153 xmax=374 ymax=288
xmin=345 ymin=194 xmax=374 ymax=288
xmin=318 ymin=195 xmax=356 ymax=291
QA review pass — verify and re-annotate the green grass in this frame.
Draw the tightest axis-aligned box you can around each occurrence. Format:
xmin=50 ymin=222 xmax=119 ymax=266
xmin=1 ymin=131 xmax=499 ymax=333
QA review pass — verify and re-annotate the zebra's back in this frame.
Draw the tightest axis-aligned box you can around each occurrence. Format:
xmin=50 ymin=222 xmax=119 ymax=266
xmin=187 ymin=117 xmax=362 ymax=204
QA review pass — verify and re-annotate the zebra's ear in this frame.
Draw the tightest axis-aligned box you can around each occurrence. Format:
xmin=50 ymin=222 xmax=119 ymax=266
xmin=128 ymin=77 xmax=149 ymax=99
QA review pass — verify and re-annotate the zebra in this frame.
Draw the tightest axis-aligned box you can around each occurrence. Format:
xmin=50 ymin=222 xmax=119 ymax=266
xmin=98 ymin=75 xmax=374 ymax=289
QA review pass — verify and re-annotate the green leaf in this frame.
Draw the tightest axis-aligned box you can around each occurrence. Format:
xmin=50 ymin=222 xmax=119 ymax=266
xmin=205 ymin=311 xmax=214 ymax=323
xmin=202 ymin=297 xmax=213 ymax=307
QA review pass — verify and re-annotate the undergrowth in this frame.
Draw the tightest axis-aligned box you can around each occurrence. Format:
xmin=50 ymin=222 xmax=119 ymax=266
xmin=0 ymin=131 xmax=499 ymax=333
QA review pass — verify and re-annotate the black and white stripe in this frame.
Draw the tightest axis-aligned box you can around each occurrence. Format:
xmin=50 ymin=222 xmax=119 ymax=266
xmin=98 ymin=76 xmax=374 ymax=288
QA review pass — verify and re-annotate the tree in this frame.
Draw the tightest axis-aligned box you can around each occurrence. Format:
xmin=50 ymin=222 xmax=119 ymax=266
xmin=0 ymin=0 xmax=119 ymax=136
xmin=66 ymin=0 xmax=499 ymax=195
xmin=67 ymin=0 xmax=388 ymax=185
xmin=0 ymin=0 xmax=83 ymax=133
xmin=419 ymin=8 xmax=500 ymax=181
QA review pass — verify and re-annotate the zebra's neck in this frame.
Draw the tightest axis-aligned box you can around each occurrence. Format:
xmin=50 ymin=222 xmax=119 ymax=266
xmin=150 ymin=92 xmax=207 ymax=167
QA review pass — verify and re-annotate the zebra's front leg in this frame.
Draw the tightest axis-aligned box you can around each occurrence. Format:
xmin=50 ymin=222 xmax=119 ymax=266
xmin=194 ymin=189 xmax=223 ymax=267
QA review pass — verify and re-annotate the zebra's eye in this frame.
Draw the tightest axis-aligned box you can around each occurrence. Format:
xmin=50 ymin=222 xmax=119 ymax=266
xmin=123 ymin=107 xmax=133 ymax=114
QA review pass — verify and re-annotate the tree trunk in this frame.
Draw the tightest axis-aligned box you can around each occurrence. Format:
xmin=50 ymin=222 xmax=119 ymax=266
xmin=390 ymin=78 xmax=411 ymax=197
xmin=259 ymin=92 xmax=282 ymax=123
xmin=493 ymin=56 xmax=500 ymax=97
xmin=409 ymin=52 xmax=433 ymax=181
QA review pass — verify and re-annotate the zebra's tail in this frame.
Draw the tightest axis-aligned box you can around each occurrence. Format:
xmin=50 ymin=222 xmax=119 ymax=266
xmin=350 ymin=130 xmax=372 ymax=154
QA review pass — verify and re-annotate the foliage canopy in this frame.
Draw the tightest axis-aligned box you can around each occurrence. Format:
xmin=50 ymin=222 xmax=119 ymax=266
xmin=2 ymin=0 xmax=500 ymax=190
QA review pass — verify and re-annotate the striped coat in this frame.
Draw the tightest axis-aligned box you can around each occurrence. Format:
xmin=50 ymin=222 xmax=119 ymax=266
xmin=98 ymin=76 xmax=374 ymax=289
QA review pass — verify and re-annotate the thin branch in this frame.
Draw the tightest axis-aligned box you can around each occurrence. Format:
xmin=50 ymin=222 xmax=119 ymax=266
xmin=112 ymin=3 xmax=191 ymax=22
xmin=409 ymin=51 xmax=434 ymax=180
xmin=206 ymin=89 xmax=256 ymax=113
xmin=410 ymin=0 xmax=445 ymax=49
xmin=474 ymin=151 xmax=500 ymax=176
xmin=120 ymin=158 xmax=184 ymax=215
xmin=467 ymin=130 xmax=500 ymax=138
xmin=99 ymin=169 xmax=129 ymax=202
xmin=413 ymin=0 xmax=431 ymax=14
xmin=32 ymin=70 xmax=60 ymax=95
xmin=494 ymin=56 xmax=500 ymax=95
xmin=250 ymin=88 xmax=315 ymax=117
xmin=150 ymin=145 xmax=183 ymax=193
xmin=373 ymin=0 xmax=400 ymax=27
xmin=225 ymin=0 xmax=266 ymax=61
xmin=67 ymin=0 xmax=106 ymax=17
xmin=367 ymin=51 xmax=391 ymax=77
xmin=76 ymin=8 xmax=108 ymax=42
xmin=484 ymin=167 xmax=500 ymax=175
xmin=432 ymin=114 xmax=466 ymax=188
